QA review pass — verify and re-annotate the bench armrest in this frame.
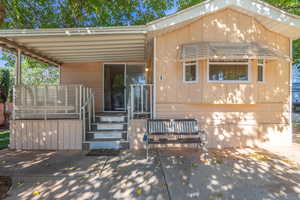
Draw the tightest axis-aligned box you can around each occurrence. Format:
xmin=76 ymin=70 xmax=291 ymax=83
xmin=143 ymin=133 xmax=149 ymax=142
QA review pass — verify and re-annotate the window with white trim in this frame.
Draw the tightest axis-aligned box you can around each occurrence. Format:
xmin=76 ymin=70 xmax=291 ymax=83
xmin=257 ymin=59 xmax=265 ymax=82
xmin=183 ymin=61 xmax=198 ymax=83
xmin=208 ymin=59 xmax=249 ymax=82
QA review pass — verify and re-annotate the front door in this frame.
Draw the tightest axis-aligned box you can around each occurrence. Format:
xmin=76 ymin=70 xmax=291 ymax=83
xmin=104 ymin=63 xmax=147 ymax=112
xmin=104 ymin=64 xmax=125 ymax=111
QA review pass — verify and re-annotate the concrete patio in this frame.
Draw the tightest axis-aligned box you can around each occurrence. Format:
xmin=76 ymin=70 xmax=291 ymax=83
xmin=1 ymin=148 xmax=300 ymax=200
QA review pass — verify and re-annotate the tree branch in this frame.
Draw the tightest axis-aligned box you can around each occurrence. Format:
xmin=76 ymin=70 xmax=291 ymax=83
xmin=281 ymin=5 xmax=300 ymax=10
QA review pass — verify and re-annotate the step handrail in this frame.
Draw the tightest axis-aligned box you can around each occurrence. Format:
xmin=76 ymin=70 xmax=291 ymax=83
xmin=80 ymin=87 xmax=95 ymax=142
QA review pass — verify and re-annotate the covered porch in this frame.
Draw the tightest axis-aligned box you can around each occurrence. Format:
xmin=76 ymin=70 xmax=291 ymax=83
xmin=0 ymin=26 xmax=153 ymax=150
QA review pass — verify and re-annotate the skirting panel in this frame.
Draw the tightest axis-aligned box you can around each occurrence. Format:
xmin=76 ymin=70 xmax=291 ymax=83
xmin=10 ymin=120 xmax=83 ymax=150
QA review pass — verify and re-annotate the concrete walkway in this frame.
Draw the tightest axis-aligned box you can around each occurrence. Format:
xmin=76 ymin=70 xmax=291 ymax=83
xmin=0 ymin=148 xmax=300 ymax=200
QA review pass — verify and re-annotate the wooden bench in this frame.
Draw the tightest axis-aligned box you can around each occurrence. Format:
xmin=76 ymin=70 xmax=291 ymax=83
xmin=144 ymin=119 xmax=207 ymax=158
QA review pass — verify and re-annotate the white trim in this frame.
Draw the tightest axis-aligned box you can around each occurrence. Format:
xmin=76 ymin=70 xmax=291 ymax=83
xmin=0 ymin=26 xmax=147 ymax=37
xmin=257 ymin=59 xmax=266 ymax=83
xmin=102 ymin=62 xmax=146 ymax=112
xmin=207 ymin=60 xmax=251 ymax=83
xmin=147 ymin=0 xmax=300 ymax=39
xmin=182 ymin=61 xmax=199 ymax=83
xmin=16 ymin=49 xmax=22 ymax=85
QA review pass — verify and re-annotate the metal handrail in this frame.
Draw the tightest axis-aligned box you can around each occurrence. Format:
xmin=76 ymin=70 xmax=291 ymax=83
xmin=128 ymin=84 xmax=153 ymax=120
xmin=80 ymin=87 xmax=95 ymax=142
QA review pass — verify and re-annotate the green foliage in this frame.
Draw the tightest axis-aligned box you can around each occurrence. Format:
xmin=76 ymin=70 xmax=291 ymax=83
xmin=0 ymin=130 xmax=9 ymax=149
xmin=0 ymin=0 xmax=174 ymax=28
xmin=0 ymin=51 xmax=59 ymax=87
xmin=0 ymin=68 xmax=10 ymax=103
xmin=21 ymin=57 xmax=59 ymax=85
xmin=176 ymin=0 xmax=205 ymax=10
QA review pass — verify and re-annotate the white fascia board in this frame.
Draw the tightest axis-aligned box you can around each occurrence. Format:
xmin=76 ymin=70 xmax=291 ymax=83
xmin=0 ymin=26 xmax=147 ymax=37
xmin=237 ymin=0 xmax=300 ymax=26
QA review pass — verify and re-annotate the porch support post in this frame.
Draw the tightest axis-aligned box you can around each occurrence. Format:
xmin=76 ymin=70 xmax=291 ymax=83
xmin=16 ymin=48 xmax=22 ymax=85
xmin=289 ymin=39 xmax=293 ymax=145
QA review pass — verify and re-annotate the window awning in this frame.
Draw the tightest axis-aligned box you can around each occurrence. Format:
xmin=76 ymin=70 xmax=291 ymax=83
xmin=180 ymin=41 xmax=290 ymax=61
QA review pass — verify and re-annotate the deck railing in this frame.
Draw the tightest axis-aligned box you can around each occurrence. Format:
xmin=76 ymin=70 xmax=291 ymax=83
xmin=128 ymin=84 xmax=153 ymax=119
xmin=13 ymin=84 xmax=95 ymax=122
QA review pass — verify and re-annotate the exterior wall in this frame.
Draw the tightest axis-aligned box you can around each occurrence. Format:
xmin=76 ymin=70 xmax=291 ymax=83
xmin=153 ymin=8 xmax=291 ymax=148
xmin=60 ymin=61 xmax=146 ymax=112
xmin=128 ymin=119 xmax=147 ymax=150
xmin=10 ymin=120 xmax=83 ymax=150
xmin=60 ymin=62 xmax=104 ymax=112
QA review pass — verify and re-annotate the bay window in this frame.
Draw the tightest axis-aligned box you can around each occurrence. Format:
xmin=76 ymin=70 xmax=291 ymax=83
xmin=208 ymin=59 xmax=250 ymax=82
xmin=257 ymin=59 xmax=265 ymax=82
xmin=183 ymin=61 xmax=198 ymax=83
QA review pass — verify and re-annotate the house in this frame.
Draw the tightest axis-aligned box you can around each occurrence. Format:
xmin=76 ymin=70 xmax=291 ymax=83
xmin=1 ymin=0 xmax=300 ymax=150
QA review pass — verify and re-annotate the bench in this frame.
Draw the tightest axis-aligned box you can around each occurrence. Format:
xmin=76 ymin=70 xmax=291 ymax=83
xmin=144 ymin=119 xmax=207 ymax=158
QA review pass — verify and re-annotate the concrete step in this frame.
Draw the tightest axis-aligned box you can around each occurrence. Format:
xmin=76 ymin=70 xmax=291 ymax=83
xmin=92 ymin=123 xmax=126 ymax=131
xmin=96 ymin=115 xmax=126 ymax=123
xmin=83 ymin=141 xmax=129 ymax=150
xmin=86 ymin=131 xmax=124 ymax=140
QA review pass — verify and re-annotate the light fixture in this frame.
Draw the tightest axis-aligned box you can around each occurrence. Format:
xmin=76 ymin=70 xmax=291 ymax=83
xmin=145 ymin=67 xmax=149 ymax=72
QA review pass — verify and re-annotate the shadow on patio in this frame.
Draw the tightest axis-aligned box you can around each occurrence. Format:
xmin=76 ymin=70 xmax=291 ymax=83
xmin=0 ymin=148 xmax=300 ymax=200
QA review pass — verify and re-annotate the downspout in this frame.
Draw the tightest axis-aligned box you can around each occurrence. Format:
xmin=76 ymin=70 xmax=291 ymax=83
xmin=290 ymin=38 xmax=293 ymax=145
xmin=153 ymin=37 xmax=157 ymax=118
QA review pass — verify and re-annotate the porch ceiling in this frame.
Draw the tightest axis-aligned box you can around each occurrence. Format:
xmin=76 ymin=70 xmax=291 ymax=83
xmin=0 ymin=26 xmax=147 ymax=66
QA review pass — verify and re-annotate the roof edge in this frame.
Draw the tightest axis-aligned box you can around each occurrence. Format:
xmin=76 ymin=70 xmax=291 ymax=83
xmin=0 ymin=25 xmax=148 ymax=37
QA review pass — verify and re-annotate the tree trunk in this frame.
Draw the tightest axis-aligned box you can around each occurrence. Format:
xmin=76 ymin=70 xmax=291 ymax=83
xmin=0 ymin=3 xmax=5 ymax=26
xmin=2 ymin=102 xmax=6 ymax=126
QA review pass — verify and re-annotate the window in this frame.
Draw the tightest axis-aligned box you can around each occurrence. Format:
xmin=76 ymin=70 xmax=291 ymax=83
xmin=257 ymin=59 xmax=265 ymax=82
xmin=183 ymin=61 xmax=198 ymax=83
xmin=208 ymin=59 xmax=249 ymax=82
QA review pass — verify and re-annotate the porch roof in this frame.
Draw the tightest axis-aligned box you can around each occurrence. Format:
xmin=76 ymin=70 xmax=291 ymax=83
xmin=0 ymin=26 xmax=147 ymax=66
xmin=180 ymin=41 xmax=290 ymax=61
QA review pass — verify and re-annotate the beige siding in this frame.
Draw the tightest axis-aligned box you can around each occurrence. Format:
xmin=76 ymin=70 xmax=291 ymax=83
xmin=60 ymin=60 xmax=146 ymax=112
xmin=154 ymin=8 xmax=291 ymax=148
xmin=128 ymin=119 xmax=147 ymax=150
xmin=60 ymin=62 xmax=104 ymax=112
xmin=10 ymin=120 xmax=82 ymax=150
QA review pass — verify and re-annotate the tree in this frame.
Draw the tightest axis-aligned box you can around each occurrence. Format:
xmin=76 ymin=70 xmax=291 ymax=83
xmin=0 ymin=51 xmax=59 ymax=86
xmin=0 ymin=3 xmax=4 ymax=25
xmin=0 ymin=68 xmax=10 ymax=125
xmin=0 ymin=0 xmax=174 ymax=28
